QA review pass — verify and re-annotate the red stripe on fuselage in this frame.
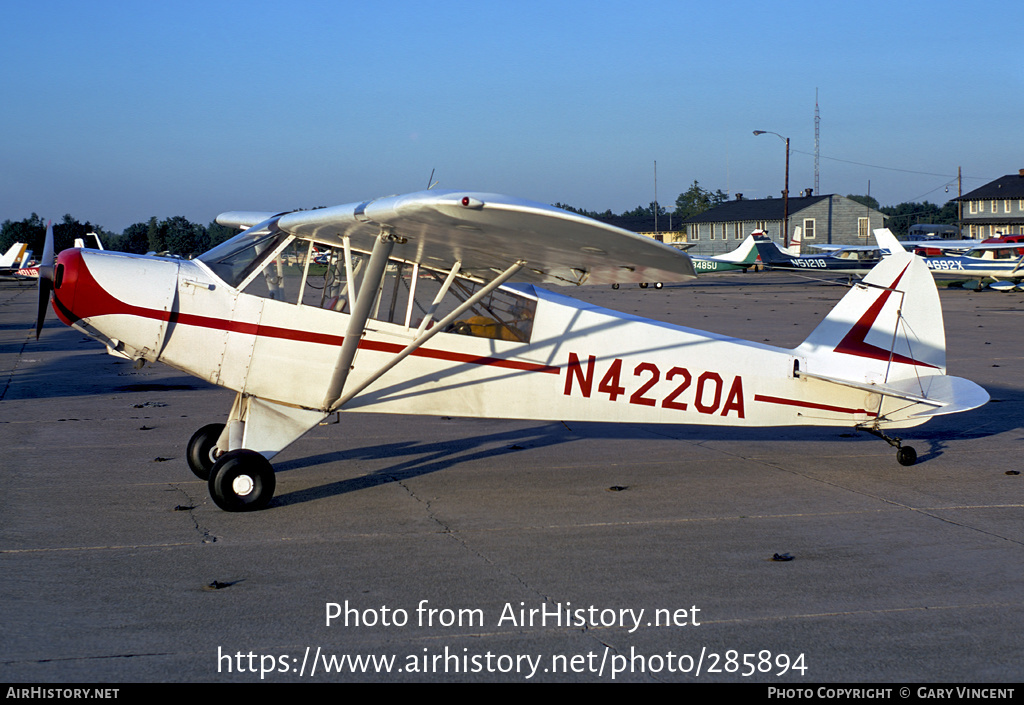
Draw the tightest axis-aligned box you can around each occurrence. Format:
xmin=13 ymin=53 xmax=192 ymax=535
xmin=54 ymin=251 xmax=559 ymax=375
xmin=753 ymin=393 xmax=878 ymax=417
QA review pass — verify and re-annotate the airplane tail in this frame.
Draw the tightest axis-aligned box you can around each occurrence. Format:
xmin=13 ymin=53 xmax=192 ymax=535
xmin=785 ymin=226 xmax=802 ymax=256
xmin=714 ymin=234 xmax=760 ymax=265
xmin=0 ymin=243 xmax=27 ymax=268
xmin=74 ymin=233 xmax=104 ymax=250
xmin=752 ymin=238 xmax=789 ymax=265
xmin=794 ymin=229 xmax=988 ymax=420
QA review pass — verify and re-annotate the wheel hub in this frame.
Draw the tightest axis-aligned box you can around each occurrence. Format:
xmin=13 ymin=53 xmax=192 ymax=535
xmin=232 ymin=474 xmax=255 ymax=496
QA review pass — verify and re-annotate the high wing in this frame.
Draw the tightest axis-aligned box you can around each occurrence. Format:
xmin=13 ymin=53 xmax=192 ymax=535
xmin=901 ymin=239 xmax=982 ymax=251
xmin=806 ymin=244 xmax=879 ymax=253
xmin=217 ymin=190 xmax=696 ymax=287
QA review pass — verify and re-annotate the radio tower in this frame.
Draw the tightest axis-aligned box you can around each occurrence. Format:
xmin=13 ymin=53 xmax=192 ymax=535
xmin=814 ymin=89 xmax=820 ymax=195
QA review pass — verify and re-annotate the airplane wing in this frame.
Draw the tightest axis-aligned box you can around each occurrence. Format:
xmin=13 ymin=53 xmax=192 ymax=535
xmin=900 ymin=239 xmax=982 ymax=251
xmin=217 ymin=191 xmax=696 ymax=286
xmin=806 ymin=244 xmax=879 ymax=253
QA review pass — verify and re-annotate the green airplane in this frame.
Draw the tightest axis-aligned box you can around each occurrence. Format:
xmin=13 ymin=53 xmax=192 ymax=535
xmin=617 ymin=234 xmax=761 ymax=288
xmin=688 ymin=234 xmax=760 ymax=273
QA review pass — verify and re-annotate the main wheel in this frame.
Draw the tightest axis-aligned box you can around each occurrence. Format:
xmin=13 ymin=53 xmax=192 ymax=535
xmin=654 ymin=282 xmax=663 ymax=289
xmin=186 ymin=423 xmax=225 ymax=480
xmin=896 ymin=445 xmax=917 ymax=467
xmin=639 ymin=282 xmax=649 ymax=289
xmin=208 ymin=449 xmax=276 ymax=512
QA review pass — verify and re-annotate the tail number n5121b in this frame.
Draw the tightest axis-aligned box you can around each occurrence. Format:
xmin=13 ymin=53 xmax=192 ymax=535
xmin=563 ymin=353 xmax=745 ymax=418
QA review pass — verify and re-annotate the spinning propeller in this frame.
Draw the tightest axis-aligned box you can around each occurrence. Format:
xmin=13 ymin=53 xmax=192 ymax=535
xmin=35 ymin=221 xmax=54 ymax=339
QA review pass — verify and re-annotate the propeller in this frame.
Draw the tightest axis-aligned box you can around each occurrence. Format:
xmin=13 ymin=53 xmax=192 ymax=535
xmin=35 ymin=221 xmax=55 ymax=339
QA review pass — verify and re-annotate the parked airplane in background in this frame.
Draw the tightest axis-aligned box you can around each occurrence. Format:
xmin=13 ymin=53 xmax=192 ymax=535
xmin=688 ymin=233 xmax=762 ymax=273
xmin=754 ymin=236 xmax=883 ymax=276
xmin=0 ymin=242 xmax=30 ymax=277
xmin=621 ymin=233 xmax=762 ymax=288
xmin=797 ymin=230 xmax=1024 ymax=290
xmin=917 ymin=242 xmax=1024 ymax=289
xmin=35 ymin=192 xmax=988 ymax=511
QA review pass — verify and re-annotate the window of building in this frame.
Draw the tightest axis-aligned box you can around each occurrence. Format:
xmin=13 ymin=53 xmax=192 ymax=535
xmin=858 ymin=217 xmax=869 ymax=239
xmin=803 ymin=218 xmax=816 ymax=239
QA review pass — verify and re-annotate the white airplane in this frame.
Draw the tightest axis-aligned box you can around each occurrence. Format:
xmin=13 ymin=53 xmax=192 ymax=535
xmin=812 ymin=233 xmax=1024 ymax=290
xmin=0 ymin=242 xmax=30 ymax=276
xmin=36 ymin=191 xmax=989 ymax=511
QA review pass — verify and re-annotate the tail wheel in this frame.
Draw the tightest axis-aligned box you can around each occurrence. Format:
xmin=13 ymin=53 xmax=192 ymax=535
xmin=208 ymin=449 xmax=276 ymax=512
xmin=896 ymin=446 xmax=917 ymax=467
xmin=186 ymin=423 xmax=225 ymax=480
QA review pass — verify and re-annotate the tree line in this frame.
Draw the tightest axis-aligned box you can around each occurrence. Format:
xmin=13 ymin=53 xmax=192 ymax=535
xmin=0 ymin=214 xmax=237 ymax=260
xmin=1 ymin=184 xmax=965 ymax=257
xmin=846 ymin=195 xmax=961 ymax=235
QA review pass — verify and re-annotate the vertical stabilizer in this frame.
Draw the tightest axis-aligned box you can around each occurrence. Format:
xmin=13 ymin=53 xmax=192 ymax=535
xmin=713 ymin=234 xmax=760 ymax=264
xmin=785 ymin=226 xmax=802 ymax=256
xmin=795 ymin=230 xmax=945 ymax=384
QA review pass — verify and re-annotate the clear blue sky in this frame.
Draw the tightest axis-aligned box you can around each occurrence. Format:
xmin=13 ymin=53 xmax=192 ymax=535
xmin=2 ymin=0 xmax=1021 ymax=232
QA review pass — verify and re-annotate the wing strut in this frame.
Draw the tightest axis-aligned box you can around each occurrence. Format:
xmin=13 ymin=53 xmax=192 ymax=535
xmin=414 ymin=261 xmax=462 ymax=335
xmin=321 ymin=231 xmax=400 ymax=409
xmin=327 ymin=259 xmax=525 ymax=412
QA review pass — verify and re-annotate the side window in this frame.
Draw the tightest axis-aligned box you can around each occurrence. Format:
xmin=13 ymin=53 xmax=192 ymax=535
xmin=262 ymin=241 xmax=538 ymax=343
xmin=242 ymin=239 xmax=312 ymax=303
xmin=437 ymin=278 xmax=536 ymax=343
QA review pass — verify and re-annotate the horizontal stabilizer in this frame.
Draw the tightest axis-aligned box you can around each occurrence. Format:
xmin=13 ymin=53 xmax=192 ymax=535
xmin=799 ymin=370 xmax=989 ymax=417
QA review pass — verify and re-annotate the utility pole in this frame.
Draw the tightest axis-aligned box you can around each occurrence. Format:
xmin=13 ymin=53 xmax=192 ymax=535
xmin=814 ymin=89 xmax=820 ymax=196
xmin=654 ymin=160 xmax=659 ymax=240
xmin=754 ymin=130 xmax=791 ymax=247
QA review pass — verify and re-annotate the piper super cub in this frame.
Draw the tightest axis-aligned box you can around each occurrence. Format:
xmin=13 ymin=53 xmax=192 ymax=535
xmin=37 ymin=190 xmax=989 ymax=511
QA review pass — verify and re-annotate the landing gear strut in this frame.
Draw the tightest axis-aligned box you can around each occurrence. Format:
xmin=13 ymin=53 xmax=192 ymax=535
xmin=861 ymin=425 xmax=917 ymax=466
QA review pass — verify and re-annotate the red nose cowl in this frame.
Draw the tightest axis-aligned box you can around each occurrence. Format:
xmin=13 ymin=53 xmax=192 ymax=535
xmin=52 ymin=248 xmax=85 ymax=325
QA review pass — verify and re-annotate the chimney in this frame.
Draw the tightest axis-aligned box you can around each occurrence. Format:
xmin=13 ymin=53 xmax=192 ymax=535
xmin=1019 ymin=168 xmax=1024 ymax=177
xmin=735 ymin=193 xmax=743 ymax=201
xmin=803 ymin=188 xmax=814 ymax=197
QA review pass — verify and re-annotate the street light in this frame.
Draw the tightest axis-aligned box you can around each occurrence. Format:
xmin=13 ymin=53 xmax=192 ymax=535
xmin=753 ymin=130 xmax=791 ymax=248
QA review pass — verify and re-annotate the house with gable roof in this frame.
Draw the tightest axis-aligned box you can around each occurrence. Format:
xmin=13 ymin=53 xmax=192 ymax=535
xmin=677 ymin=192 xmax=886 ymax=256
xmin=955 ymin=170 xmax=1024 ymax=239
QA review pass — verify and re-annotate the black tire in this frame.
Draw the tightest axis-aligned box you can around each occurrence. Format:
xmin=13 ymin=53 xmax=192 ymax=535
xmin=654 ymin=282 xmax=663 ymax=289
xmin=896 ymin=446 xmax=917 ymax=467
xmin=208 ymin=449 xmax=276 ymax=512
xmin=186 ymin=423 xmax=225 ymax=480
xmin=639 ymin=282 xmax=649 ymax=289
xmin=611 ymin=283 xmax=619 ymax=290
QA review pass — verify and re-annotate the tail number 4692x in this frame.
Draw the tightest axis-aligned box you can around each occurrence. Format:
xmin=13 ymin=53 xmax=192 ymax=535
xmin=563 ymin=353 xmax=745 ymax=418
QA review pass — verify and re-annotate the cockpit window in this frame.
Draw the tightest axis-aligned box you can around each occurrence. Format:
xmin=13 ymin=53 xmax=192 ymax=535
xmin=198 ymin=225 xmax=290 ymax=289
xmin=202 ymin=236 xmax=538 ymax=343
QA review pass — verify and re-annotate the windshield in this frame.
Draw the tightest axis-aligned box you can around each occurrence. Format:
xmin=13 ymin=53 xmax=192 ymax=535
xmin=198 ymin=226 xmax=291 ymax=289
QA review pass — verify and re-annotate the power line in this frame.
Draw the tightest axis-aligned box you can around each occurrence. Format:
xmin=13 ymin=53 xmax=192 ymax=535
xmin=789 ymin=149 xmax=991 ymax=181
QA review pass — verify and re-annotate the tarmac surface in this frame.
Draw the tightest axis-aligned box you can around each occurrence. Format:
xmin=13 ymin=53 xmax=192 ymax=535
xmin=1 ymin=271 xmax=1021 ymax=683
